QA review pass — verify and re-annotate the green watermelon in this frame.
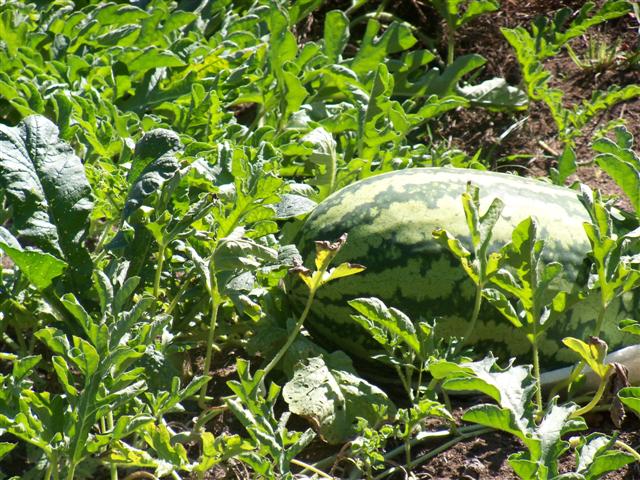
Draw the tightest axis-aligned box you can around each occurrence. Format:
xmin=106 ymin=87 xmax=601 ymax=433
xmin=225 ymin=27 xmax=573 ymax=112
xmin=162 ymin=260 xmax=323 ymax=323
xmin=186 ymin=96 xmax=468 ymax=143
xmin=292 ymin=167 xmax=637 ymax=370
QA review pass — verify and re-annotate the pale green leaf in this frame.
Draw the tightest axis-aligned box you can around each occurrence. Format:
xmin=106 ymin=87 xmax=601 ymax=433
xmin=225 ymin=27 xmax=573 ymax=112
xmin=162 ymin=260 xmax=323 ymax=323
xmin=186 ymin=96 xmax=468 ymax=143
xmin=0 ymin=227 xmax=67 ymax=291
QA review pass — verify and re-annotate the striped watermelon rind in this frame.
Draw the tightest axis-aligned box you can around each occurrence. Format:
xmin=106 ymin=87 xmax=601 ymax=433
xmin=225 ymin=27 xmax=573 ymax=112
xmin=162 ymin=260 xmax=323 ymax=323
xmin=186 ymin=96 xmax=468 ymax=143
xmin=291 ymin=167 xmax=637 ymax=370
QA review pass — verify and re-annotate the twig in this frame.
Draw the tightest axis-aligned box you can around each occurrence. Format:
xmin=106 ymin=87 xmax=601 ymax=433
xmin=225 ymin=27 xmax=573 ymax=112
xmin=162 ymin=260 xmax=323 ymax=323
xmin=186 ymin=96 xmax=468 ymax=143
xmin=538 ymin=140 xmax=559 ymax=157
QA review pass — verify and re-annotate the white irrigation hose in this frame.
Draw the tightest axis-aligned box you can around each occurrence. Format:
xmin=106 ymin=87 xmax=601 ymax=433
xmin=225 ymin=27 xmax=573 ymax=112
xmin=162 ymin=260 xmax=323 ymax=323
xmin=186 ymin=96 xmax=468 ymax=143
xmin=541 ymin=344 xmax=640 ymax=390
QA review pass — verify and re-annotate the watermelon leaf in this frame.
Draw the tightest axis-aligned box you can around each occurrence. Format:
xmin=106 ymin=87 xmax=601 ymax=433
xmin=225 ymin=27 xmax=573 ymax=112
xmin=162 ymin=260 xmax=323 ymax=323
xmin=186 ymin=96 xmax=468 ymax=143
xmin=593 ymin=125 xmax=640 ymax=214
xmin=433 ymin=182 xmax=505 ymax=353
xmin=571 ymin=433 xmax=635 ymax=479
xmin=578 ymin=185 xmax=640 ymax=331
xmin=0 ymin=115 xmax=93 ymax=291
xmin=0 ymin=227 xmax=67 ymax=291
xmin=435 ymin=357 xmax=587 ymax=478
xmin=282 ymin=354 xmax=394 ymax=444
xmin=349 ymin=297 xmax=420 ymax=354
xmin=562 ymin=337 xmax=611 ymax=380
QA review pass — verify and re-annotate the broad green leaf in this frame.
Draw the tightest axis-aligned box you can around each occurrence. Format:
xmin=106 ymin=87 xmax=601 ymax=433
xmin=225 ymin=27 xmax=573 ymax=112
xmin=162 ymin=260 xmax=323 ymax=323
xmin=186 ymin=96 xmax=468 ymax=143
xmin=0 ymin=442 xmax=16 ymax=461
xmin=12 ymin=354 xmax=41 ymax=381
xmin=0 ymin=227 xmax=66 ymax=291
xmin=458 ymin=77 xmax=528 ymax=111
xmin=617 ymin=386 xmax=640 ymax=416
xmin=129 ymin=128 xmax=182 ymax=182
xmin=0 ymin=115 xmax=93 ymax=289
xmin=126 ymin=47 xmax=186 ymax=73
xmin=325 ymin=262 xmax=366 ymax=283
xmin=574 ymin=434 xmax=635 ymax=480
xmin=428 ymin=54 xmax=486 ymax=97
xmin=214 ymin=233 xmax=279 ymax=272
xmin=463 ymin=404 xmax=525 ymax=440
xmin=593 ymin=126 xmax=640 ymax=213
xmin=349 ymin=297 xmax=419 ymax=353
xmin=52 ymin=356 xmax=79 ymax=397
xmin=273 ymin=194 xmax=316 ymax=219
xmin=483 ymin=288 xmax=522 ymax=327
xmin=556 ymin=145 xmax=577 ymax=185
xmin=282 ymin=354 xmax=394 ymax=444
xmin=70 ymin=337 xmax=100 ymax=377
xmin=562 ymin=337 xmax=610 ymax=379
xmin=301 ymin=127 xmax=337 ymax=197
xmin=123 ymin=135 xmax=181 ymax=219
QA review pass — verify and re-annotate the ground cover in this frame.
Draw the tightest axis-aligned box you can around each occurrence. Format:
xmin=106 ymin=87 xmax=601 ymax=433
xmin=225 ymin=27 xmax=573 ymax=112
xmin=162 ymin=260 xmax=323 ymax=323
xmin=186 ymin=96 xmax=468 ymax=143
xmin=0 ymin=0 xmax=639 ymax=478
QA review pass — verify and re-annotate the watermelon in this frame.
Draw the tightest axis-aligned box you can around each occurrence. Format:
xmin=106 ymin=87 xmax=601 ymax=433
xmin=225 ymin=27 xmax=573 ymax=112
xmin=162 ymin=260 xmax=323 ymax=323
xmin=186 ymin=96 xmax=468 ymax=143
xmin=292 ymin=167 xmax=637 ymax=370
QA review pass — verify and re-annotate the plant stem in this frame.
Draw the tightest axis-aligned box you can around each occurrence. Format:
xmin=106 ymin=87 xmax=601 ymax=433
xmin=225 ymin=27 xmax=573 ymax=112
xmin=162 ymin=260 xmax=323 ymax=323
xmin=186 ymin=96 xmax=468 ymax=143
xmin=446 ymin=24 xmax=455 ymax=65
xmin=262 ymin=287 xmax=317 ymax=379
xmin=374 ymin=427 xmax=492 ymax=479
xmin=107 ymin=411 xmax=118 ymax=480
xmin=394 ymin=364 xmax=414 ymax=403
xmin=532 ymin=340 xmax=543 ymax=417
xmin=153 ymin=244 xmax=166 ymax=301
xmin=291 ymin=458 xmax=334 ymax=479
xmin=453 ymin=282 xmax=483 ymax=356
xmin=615 ymin=440 xmax=640 ymax=462
xmin=199 ymin=279 xmax=220 ymax=408
xmin=571 ymin=374 xmax=609 ymax=418
xmin=166 ymin=272 xmax=193 ymax=315
xmin=593 ymin=299 xmax=607 ymax=338
xmin=122 ymin=472 xmax=158 ymax=480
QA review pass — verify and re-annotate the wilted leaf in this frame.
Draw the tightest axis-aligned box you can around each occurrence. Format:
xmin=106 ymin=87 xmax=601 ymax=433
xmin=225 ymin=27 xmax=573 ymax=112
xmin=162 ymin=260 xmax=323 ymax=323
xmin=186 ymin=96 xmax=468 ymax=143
xmin=283 ymin=354 xmax=394 ymax=443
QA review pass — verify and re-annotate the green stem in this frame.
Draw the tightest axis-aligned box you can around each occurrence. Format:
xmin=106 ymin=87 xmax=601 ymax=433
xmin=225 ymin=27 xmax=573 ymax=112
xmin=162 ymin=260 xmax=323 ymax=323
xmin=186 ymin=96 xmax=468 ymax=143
xmin=592 ymin=299 xmax=608 ymax=338
xmin=394 ymin=364 xmax=414 ymax=403
xmin=383 ymin=425 xmax=486 ymax=463
xmin=571 ymin=374 xmax=609 ymax=418
xmin=374 ymin=427 xmax=492 ymax=479
xmin=453 ymin=282 xmax=483 ymax=356
xmin=532 ymin=340 xmax=543 ymax=418
xmin=199 ymin=281 xmax=220 ymax=408
xmin=615 ymin=440 xmax=640 ymax=463
xmin=107 ymin=412 xmax=118 ymax=480
xmin=153 ymin=244 xmax=166 ymax=301
xmin=290 ymin=458 xmax=334 ymax=479
xmin=262 ymin=287 xmax=317 ymax=379
xmin=94 ymin=219 xmax=115 ymax=254
xmin=446 ymin=24 xmax=455 ymax=65
xmin=193 ymin=405 xmax=227 ymax=433
xmin=166 ymin=273 xmax=193 ymax=315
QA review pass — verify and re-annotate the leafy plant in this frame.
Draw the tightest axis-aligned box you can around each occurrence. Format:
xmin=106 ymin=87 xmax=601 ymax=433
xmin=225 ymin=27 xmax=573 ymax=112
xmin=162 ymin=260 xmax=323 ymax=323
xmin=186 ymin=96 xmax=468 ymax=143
xmin=501 ymin=1 xmax=638 ymax=183
xmin=430 ymin=0 xmax=500 ymax=64
xmin=432 ymin=357 xmax=635 ymax=479
xmin=433 ymin=182 xmax=505 ymax=354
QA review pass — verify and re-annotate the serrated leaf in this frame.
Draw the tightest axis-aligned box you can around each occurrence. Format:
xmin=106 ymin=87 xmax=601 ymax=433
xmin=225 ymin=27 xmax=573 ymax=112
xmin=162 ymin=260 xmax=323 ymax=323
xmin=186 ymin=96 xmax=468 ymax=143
xmin=351 ymin=19 xmax=416 ymax=76
xmin=483 ymin=288 xmax=522 ymax=327
xmin=574 ymin=433 xmax=635 ymax=480
xmin=349 ymin=297 xmax=419 ymax=353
